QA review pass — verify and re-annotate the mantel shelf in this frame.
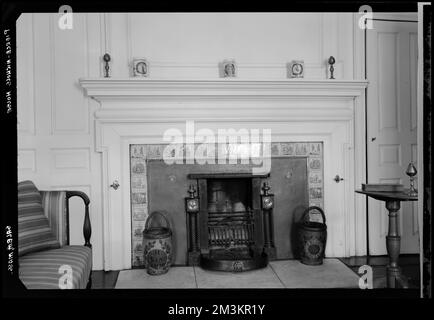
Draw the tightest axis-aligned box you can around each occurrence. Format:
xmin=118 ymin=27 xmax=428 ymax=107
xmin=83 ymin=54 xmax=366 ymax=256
xmin=79 ymin=78 xmax=368 ymax=101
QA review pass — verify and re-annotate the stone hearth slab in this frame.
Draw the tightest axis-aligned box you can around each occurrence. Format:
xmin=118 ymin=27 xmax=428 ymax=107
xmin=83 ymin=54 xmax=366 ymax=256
xmin=114 ymin=259 xmax=359 ymax=289
xmin=269 ymin=259 xmax=359 ymax=288
xmin=194 ymin=265 xmax=285 ymax=288
xmin=115 ymin=267 xmax=196 ymax=289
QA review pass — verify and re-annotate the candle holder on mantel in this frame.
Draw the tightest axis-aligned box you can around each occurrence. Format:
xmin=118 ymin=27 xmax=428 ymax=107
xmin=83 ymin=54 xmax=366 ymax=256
xmin=328 ymin=56 xmax=336 ymax=79
xmin=406 ymin=161 xmax=418 ymax=196
xmin=103 ymin=53 xmax=111 ymax=78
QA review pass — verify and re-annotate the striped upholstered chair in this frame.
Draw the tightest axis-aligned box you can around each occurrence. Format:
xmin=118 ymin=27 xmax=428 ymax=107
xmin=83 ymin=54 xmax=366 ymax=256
xmin=18 ymin=181 xmax=92 ymax=289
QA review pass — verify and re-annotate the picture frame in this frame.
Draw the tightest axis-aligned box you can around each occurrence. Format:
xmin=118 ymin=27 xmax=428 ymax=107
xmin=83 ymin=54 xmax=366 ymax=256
xmin=288 ymin=60 xmax=304 ymax=78
xmin=132 ymin=58 xmax=149 ymax=77
xmin=220 ymin=59 xmax=237 ymax=78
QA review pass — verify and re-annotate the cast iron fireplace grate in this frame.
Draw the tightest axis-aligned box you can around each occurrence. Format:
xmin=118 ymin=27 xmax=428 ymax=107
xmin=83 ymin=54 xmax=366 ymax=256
xmin=185 ymin=173 xmax=275 ymax=272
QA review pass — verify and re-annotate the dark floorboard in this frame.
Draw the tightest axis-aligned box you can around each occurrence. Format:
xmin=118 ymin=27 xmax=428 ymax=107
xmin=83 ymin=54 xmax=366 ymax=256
xmin=90 ymin=270 xmax=119 ymax=289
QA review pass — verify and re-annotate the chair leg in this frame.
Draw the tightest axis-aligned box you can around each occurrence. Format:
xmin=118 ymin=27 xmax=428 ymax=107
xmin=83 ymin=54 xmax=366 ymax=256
xmin=86 ymin=273 xmax=92 ymax=289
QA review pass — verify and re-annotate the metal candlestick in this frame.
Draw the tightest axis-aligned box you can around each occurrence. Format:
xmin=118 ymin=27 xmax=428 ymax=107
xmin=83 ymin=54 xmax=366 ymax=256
xmin=406 ymin=161 xmax=417 ymax=196
xmin=328 ymin=56 xmax=335 ymax=79
xmin=103 ymin=53 xmax=111 ymax=78
xmin=262 ymin=182 xmax=271 ymax=195
xmin=188 ymin=184 xmax=196 ymax=198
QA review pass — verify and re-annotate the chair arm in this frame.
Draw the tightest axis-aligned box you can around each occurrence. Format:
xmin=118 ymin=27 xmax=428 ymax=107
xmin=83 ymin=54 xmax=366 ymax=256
xmin=65 ymin=191 xmax=92 ymax=248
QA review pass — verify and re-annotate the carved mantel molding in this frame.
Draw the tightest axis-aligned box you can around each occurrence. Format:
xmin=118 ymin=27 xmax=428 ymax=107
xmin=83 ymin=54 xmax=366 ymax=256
xmin=79 ymin=78 xmax=368 ymax=101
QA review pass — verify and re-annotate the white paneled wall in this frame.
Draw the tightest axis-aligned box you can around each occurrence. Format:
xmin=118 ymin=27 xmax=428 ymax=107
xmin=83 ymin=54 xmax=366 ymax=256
xmin=17 ymin=12 xmax=362 ymax=270
xmin=17 ymin=13 xmax=104 ymax=269
xmin=107 ymin=12 xmax=357 ymax=79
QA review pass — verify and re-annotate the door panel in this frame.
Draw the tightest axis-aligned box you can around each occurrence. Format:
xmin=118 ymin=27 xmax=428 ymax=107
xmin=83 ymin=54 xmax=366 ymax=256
xmin=367 ymin=20 xmax=419 ymax=255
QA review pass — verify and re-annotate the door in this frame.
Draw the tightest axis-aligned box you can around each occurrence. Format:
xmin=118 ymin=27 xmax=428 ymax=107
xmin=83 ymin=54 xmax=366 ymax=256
xmin=366 ymin=19 xmax=419 ymax=255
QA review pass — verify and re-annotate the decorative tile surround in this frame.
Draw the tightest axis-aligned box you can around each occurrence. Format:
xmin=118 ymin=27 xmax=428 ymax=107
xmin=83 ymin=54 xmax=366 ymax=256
xmin=130 ymin=142 xmax=323 ymax=267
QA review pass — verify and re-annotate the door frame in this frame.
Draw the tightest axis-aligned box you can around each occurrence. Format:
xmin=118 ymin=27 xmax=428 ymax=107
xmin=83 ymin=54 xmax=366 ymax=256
xmin=417 ymin=2 xmax=431 ymax=299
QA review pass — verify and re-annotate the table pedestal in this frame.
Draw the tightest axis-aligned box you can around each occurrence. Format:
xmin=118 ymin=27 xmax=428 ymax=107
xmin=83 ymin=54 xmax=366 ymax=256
xmin=356 ymin=189 xmax=416 ymax=289
xmin=385 ymin=200 xmax=409 ymax=288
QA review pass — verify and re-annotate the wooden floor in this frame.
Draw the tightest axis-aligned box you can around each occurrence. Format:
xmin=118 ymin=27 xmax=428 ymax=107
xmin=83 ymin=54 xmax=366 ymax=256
xmin=90 ymin=255 xmax=420 ymax=291
xmin=90 ymin=270 xmax=119 ymax=289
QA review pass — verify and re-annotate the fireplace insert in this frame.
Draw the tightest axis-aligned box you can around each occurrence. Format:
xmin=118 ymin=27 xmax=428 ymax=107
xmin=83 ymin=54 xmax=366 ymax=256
xmin=185 ymin=173 xmax=276 ymax=272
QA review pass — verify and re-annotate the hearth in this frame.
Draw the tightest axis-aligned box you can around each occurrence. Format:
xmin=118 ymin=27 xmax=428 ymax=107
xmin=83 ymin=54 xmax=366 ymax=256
xmin=185 ymin=173 xmax=275 ymax=272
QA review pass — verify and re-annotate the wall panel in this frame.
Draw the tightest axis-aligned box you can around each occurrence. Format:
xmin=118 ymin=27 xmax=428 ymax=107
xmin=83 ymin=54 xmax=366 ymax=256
xmin=118 ymin=13 xmax=355 ymax=79
xmin=51 ymin=14 xmax=89 ymax=134
xmin=51 ymin=147 xmax=91 ymax=171
xmin=18 ymin=149 xmax=36 ymax=172
xmin=378 ymin=32 xmax=399 ymax=131
xmin=16 ymin=14 xmax=35 ymax=135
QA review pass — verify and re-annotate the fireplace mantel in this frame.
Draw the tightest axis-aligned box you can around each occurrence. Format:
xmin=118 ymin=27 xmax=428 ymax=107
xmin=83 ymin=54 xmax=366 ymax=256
xmin=79 ymin=77 xmax=368 ymax=270
xmin=80 ymin=78 xmax=368 ymax=124
xmin=79 ymin=78 xmax=368 ymax=101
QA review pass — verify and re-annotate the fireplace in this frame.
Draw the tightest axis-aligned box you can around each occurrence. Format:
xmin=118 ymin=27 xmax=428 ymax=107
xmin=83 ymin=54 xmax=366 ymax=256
xmin=79 ymin=78 xmax=368 ymax=270
xmin=185 ymin=173 xmax=275 ymax=271
xmin=129 ymin=142 xmax=324 ymax=268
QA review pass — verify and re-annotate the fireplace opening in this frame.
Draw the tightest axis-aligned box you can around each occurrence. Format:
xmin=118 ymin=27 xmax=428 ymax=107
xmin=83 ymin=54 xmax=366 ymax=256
xmin=207 ymin=178 xmax=251 ymax=213
xmin=186 ymin=173 xmax=273 ymax=272
xmin=207 ymin=178 xmax=254 ymax=262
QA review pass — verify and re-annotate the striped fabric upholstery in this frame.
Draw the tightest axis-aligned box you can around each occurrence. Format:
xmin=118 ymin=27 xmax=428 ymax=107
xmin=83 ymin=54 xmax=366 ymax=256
xmin=18 ymin=181 xmax=60 ymax=256
xmin=19 ymin=246 xmax=92 ymax=289
xmin=40 ymin=191 xmax=68 ymax=246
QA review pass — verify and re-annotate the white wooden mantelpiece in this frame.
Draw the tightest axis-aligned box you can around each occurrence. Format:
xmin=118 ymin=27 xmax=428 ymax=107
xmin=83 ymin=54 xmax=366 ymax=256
xmin=79 ymin=78 xmax=368 ymax=270
xmin=80 ymin=78 xmax=367 ymax=100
